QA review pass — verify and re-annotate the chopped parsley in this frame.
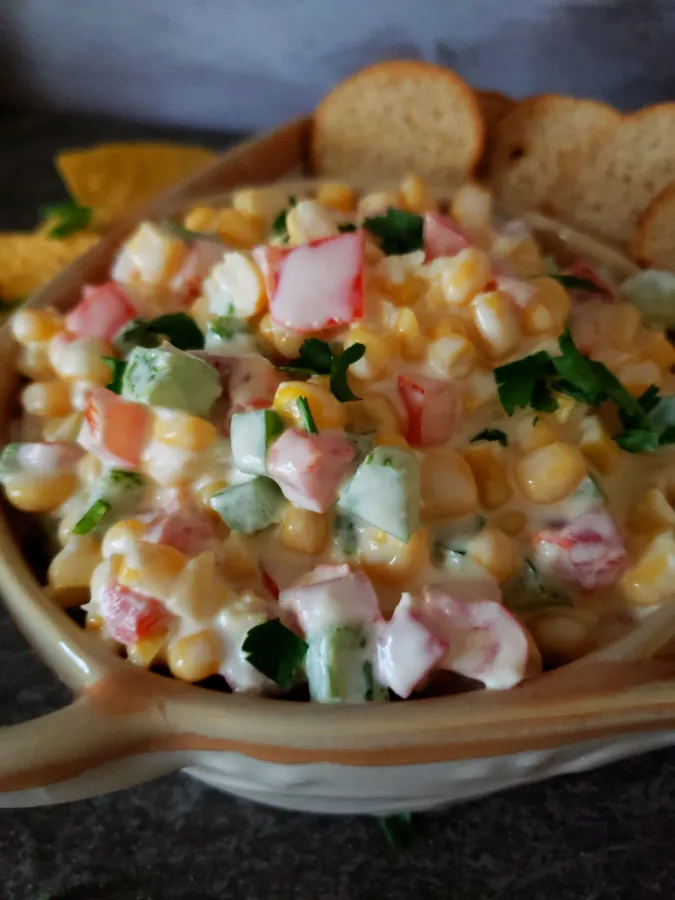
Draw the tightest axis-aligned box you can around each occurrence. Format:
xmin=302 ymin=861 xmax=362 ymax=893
xmin=242 ymin=619 xmax=308 ymax=690
xmin=270 ymin=195 xmax=297 ymax=242
xmin=280 ymin=338 xmax=366 ymax=402
xmin=40 ymin=199 xmax=92 ymax=238
xmin=114 ymin=312 xmax=204 ymax=352
xmin=334 ymin=511 xmax=358 ymax=556
xmin=102 ymin=357 xmax=126 ymax=394
xmin=471 ymin=428 xmax=508 ymax=447
xmin=379 ymin=813 xmax=417 ymax=849
xmin=493 ymin=350 xmax=557 ymax=416
xmin=297 ymin=396 xmax=319 ymax=434
xmin=338 ymin=222 xmax=358 ymax=233
xmin=73 ymin=499 xmax=110 ymax=535
xmin=363 ymin=209 xmax=424 ymax=255
xmin=546 ymin=273 xmax=600 ymax=293
xmin=208 ymin=304 xmax=248 ymax=341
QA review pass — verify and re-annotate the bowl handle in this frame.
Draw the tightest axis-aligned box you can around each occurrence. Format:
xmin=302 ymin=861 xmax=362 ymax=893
xmin=0 ymin=696 xmax=185 ymax=808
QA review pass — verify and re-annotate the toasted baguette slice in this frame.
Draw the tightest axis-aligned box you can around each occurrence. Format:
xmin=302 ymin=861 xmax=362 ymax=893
xmin=476 ymin=89 xmax=516 ymax=177
xmin=489 ymin=95 xmax=620 ymax=214
xmin=312 ymin=61 xmax=484 ymax=185
xmin=554 ymin=104 xmax=675 ymax=244
xmin=630 ymin=182 xmax=675 ymax=270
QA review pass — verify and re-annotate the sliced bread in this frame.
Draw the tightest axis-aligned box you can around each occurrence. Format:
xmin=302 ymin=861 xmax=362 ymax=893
xmin=630 ymin=182 xmax=675 ymax=270
xmin=312 ymin=61 xmax=484 ymax=185
xmin=476 ymin=90 xmax=516 ymax=177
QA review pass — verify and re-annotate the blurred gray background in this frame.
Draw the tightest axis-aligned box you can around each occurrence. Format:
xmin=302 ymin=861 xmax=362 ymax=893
xmin=1 ymin=0 xmax=674 ymax=132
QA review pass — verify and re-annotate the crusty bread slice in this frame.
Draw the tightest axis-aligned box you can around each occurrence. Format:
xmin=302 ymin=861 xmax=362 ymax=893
xmin=476 ymin=89 xmax=516 ymax=177
xmin=552 ymin=104 xmax=675 ymax=244
xmin=488 ymin=95 xmax=620 ymax=214
xmin=630 ymin=182 xmax=675 ymax=270
xmin=312 ymin=61 xmax=484 ymax=185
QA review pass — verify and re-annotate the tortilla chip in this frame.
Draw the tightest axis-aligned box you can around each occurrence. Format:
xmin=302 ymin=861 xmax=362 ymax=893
xmin=0 ymin=232 xmax=100 ymax=300
xmin=56 ymin=143 xmax=214 ymax=225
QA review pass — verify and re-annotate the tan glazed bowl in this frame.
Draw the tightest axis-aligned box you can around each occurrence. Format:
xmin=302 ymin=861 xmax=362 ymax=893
xmin=2 ymin=118 xmax=675 ymax=814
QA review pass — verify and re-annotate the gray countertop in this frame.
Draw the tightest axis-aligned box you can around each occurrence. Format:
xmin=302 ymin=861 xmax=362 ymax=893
xmin=1 ymin=109 xmax=674 ymax=900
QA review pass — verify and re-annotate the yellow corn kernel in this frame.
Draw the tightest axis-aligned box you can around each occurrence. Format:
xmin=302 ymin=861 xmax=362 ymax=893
xmin=610 ymin=303 xmax=642 ymax=349
xmin=152 ymin=409 xmax=217 ymax=452
xmin=77 ymin=453 xmax=103 ymax=488
xmin=526 ymin=608 xmax=597 ymax=666
xmin=42 ymin=412 xmax=83 ymax=443
xmin=451 ymin=182 xmax=493 ymax=238
xmin=48 ymin=335 xmax=114 ymax=383
xmin=257 ymin=313 xmax=306 ymax=359
xmin=273 ymin=381 xmax=347 ymax=430
xmin=621 ymin=532 xmax=675 ymax=606
xmin=492 ymin=234 xmax=542 ymax=279
xmin=57 ymin=496 xmax=87 ymax=546
xmin=286 ymin=199 xmax=338 ymax=244
xmin=344 ymin=328 xmax=394 ymax=380
xmin=219 ymin=533 xmax=257 ymax=581
xmin=521 ymin=277 xmax=571 ymax=337
xmin=101 ymin=518 xmax=149 ymax=559
xmin=514 ymin=416 xmax=557 ymax=453
xmin=428 ymin=334 xmax=475 ymax=379
xmin=167 ymin=630 xmax=221 ymax=682
xmin=439 ymin=248 xmax=492 ymax=307
xmin=395 ymin=308 xmax=425 ymax=362
xmin=360 ymin=527 xmax=430 ymax=588
xmin=471 ymin=290 xmax=520 ymax=358
xmin=462 ymin=370 xmax=499 ymax=413
xmin=467 ymin=527 xmax=518 ymax=583
xmin=11 ymin=308 xmax=63 ymax=345
xmin=347 ymin=394 xmax=401 ymax=435
xmin=421 ymin=449 xmax=478 ymax=518
xmin=48 ymin=535 xmax=102 ymax=606
xmin=232 ymin=186 xmax=290 ymax=223
xmin=86 ymin=611 xmax=105 ymax=633
xmin=492 ymin=509 xmax=528 ymax=536
xmin=4 ymin=471 xmax=77 ymax=513
xmin=172 ymin=551 xmax=232 ymax=619
xmin=358 ymin=190 xmax=402 ymax=217
xmin=617 ymin=361 xmax=663 ymax=397
xmin=515 ymin=441 xmax=587 ymax=504
xmin=194 ymin=477 xmax=230 ymax=514
xmin=17 ymin=343 xmax=53 ymax=380
xmin=118 ymin=542 xmax=187 ymax=602
xmin=579 ymin=415 xmax=621 ymax=475
xmin=316 ymin=181 xmax=356 ymax=213
xmin=190 ymin=294 xmax=211 ymax=331
xmin=21 ymin=379 xmax=71 ymax=418
xmin=214 ymin=208 xmax=263 ymax=248
xmin=184 ymin=205 xmax=219 ymax=233
xmin=127 ymin=633 xmax=168 ymax=669
xmin=399 ymin=174 xmax=436 ymax=213
xmin=551 ymin=393 xmax=577 ymax=425
xmin=462 ymin=444 xmax=512 ymax=510
xmin=374 ymin=432 xmax=410 ymax=450
xmin=427 ymin=313 xmax=475 ymax=342
xmin=378 ymin=271 xmax=426 ymax=309
xmin=639 ymin=330 xmax=675 ymax=372
xmin=280 ymin=505 xmax=329 ymax=554
xmin=626 ymin=489 xmax=675 ymax=535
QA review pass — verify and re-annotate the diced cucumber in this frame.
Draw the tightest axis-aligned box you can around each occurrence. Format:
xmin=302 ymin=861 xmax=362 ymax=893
xmin=0 ymin=443 xmax=23 ymax=481
xmin=230 ymin=409 xmax=284 ymax=475
xmin=338 ymin=446 xmax=420 ymax=542
xmin=305 ymin=625 xmax=388 ymax=704
xmin=210 ymin=476 xmax=284 ymax=533
xmin=122 ymin=343 xmax=222 ymax=417
xmin=344 ymin=432 xmax=374 ymax=465
xmin=77 ymin=469 xmax=145 ymax=535
xmin=619 ymin=269 xmax=675 ymax=327
xmin=333 ymin=510 xmax=358 ymax=557
xmin=503 ymin=559 xmax=572 ymax=612
xmin=431 ymin=515 xmax=486 ymax=567
xmin=205 ymin=305 xmax=258 ymax=356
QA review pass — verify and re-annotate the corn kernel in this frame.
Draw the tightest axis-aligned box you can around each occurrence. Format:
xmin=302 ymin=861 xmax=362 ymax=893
xmin=171 ymin=551 xmax=231 ymax=619
xmin=527 ymin=608 xmax=597 ymax=666
xmin=621 ymin=532 xmax=675 ymax=606
xmin=11 ymin=308 xmax=63 ymax=345
xmin=57 ymin=496 xmax=88 ymax=546
xmin=359 ymin=527 xmax=429 ymax=588
xmin=626 ymin=489 xmax=675 ymax=535
xmin=42 ymin=412 xmax=83 ymax=443
xmin=232 ymin=186 xmax=290 ymax=223
xmin=492 ymin=509 xmax=528 ymax=536
xmin=515 ymin=441 xmax=586 ymax=504
xmin=347 ymin=394 xmax=401 ymax=435
xmin=153 ymin=409 xmax=217 ymax=452
xmin=618 ymin=361 xmax=663 ymax=397
xmin=21 ymin=380 xmax=71 ymax=418
xmin=610 ymin=303 xmax=642 ymax=349
xmin=345 ymin=328 xmax=394 ymax=380
xmin=439 ymin=248 xmax=492 ymax=307
xmin=514 ymin=417 xmax=557 ymax=453
xmin=358 ymin=190 xmax=402 ymax=217
xmin=427 ymin=313 xmax=475 ymax=342
xmin=286 ymin=199 xmax=338 ymax=244
xmin=48 ymin=535 xmax=102 ymax=606
xmin=492 ymin=234 xmax=542 ymax=278
xmin=48 ymin=335 xmax=114 ymax=383
xmin=273 ymin=381 xmax=346 ymax=430
xmin=118 ymin=542 xmax=187 ymax=602
xmin=579 ymin=415 xmax=621 ymax=475
xmin=462 ymin=444 xmax=512 ymax=510
xmin=462 ymin=370 xmax=499 ymax=413
xmin=101 ymin=518 xmax=149 ymax=558
xmin=374 ymin=432 xmax=410 ymax=450
xmin=17 ymin=344 xmax=53 ymax=380
xmin=219 ymin=533 xmax=257 ymax=581
xmin=399 ymin=174 xmax=436 ymax=213
xmin=280 ymin=505 xmax=329 ymax=554
xmin=77 ymin=453 xmax=103 ymax=487
xmin=467 ymin=527 xmax=518 ymax=583
xmin=190 ymin=294 xmax=211 ymax=332
xmin=5 ymin=471 xmax=78 ymax=513
xmin=451 ymin=183 xmax=493 ymax=238
xmin=639 ymin=330 xmax=675 ymax=372
xmin=471 ymin=289 xmax=520 ymax=358
xmin=184 ymin=206 xmax=219 ymax=233
xmin=395 ymin=308 xmax=425 ymax=362
xmin=194 ymin=477 xmax=230 ymax=514
xmin=214 ymin=208 xmax=263 ymax=248
xmin=257 ymin=313 xmax=306 ymax=359
xmin=551 ymin=393 xmax=577 ymax=425
xmin=316 ymin=182 xmax=356 ymax=213
xmin=521 ymin=277 xmax=571 ymax=337
xmin=127 ymin=633 xmax=168 ymax=669
xmin=167 ymin=630 xmax=221 ymax=682
xmin=421 ymin=449 xmax=478 ymax=518
xmin=428 ymin=334 xmax=475 ymax=378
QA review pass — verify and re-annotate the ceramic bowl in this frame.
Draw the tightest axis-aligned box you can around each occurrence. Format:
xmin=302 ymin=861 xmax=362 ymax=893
xmin=2 ymin=119 xmax=675 ymax=813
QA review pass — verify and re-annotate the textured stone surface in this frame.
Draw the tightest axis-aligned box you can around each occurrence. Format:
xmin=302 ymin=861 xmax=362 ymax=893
xmin=1 ymin=112 xmax=675 ymax=900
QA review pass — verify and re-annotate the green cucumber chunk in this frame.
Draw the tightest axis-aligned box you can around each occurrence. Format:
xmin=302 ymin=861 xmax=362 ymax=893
xmin=210 ymin=476 xmax=284 ymax=533
xmin=76 ymin=469 xmax=145 ymax=535
xmin=305 ymin=625 xmax=388 ymax=704
xmin=122 ymin=343 xmax=221 ymax=417
xmin=230 ymin=409 xmax=284 ymax=475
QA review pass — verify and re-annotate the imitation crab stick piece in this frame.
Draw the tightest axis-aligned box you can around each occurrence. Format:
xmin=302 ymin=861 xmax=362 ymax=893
xmin=100 ymin=581 xmax=174 ymax=645
xmin=65 ymin=282 xmax=138 ymax=343
xmin=423 ymin=212 xmax=472 ymax=260
xmin=418 ymin=583 xmax=529 ymax=690
xmin=267 ymin=429 xmax=356 ymax=513
xmin=397 ymin=373 xmax=462 ymax=446
xmin=267 ymin=231 xmax=365 ymax=332
xmin=280 ymin=563 xmax=381 ymax=635
xmin=79 ymin=386 xmax=151 ymax=469
xmin=146 ymin=507 xmax=218 ymax=556
xmin=170 ymin=239 xmax=226 ymax=305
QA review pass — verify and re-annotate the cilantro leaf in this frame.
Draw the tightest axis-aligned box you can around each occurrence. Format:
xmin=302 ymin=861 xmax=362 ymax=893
xmin=242 ymin=619 xmax=308 ymax=690
xmin=547 ymin=273 xmax=600 ymax=293
xmin=494 ymin=351 xmax=556 ymax=416
xmin=615 ymin=428 xmax=661 ymax=453
xmin=330 ymin=342 xmax=365 ymax=402
xmin=363 ymin=209 xmax=424 ymax=255
xmin=280 ymin=339 xmax=365 ymax=402
xmin=471 ymin=428 xmax=508 ymax=446
xmin=297 ymin=396 xmax=319 ymax=434
xmin=637 ymin=384 xmax=662 ymax=415
xmin=102 ymin=357 xmax=126 ymax=394
xmin=338 ymin=223 xmax=357 ymax=233
xmin=209 ymin=308 xmax=248 ymax=341
xmin=379 ymin=813 xmax=417 ymax=849
xmin=114 ymin=313 xmax=204 ymax=352
xmin=270 ymin=196 xmax=297 ymax=241
xmin=552 ymin=330 xmax=607 ymax=405
xmin=73 ymin=499 xmax=110 ymax=535
xmin=40 ymin=200 xmax=92 ymax=238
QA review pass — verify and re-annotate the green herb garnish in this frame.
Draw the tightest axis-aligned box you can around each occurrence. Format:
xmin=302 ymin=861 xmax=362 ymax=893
xmin=242 ymin=619 xmax=308 ymax=690
xmin=102 ymin=357 xmax=126 ymax=394
xmin=281 ymin=338 xmax=366 ymax=402
xmin=73 ymin=499 xmax=110 ymax=536
xmin=208 ymin=304 xmax=248 ymax=341
xmin=297 ymin=396 xmax=319 ymax=434
xmin=379 ymin=813 xmax=417 ymax=849
xmin=363 ymin=209 xmax=424 ymax=255
xmin=471 ymin=428 xmax=508 ymax=447
xmin=494 ymin=350 xmax=557 ymax=416
xmin=338 ymin=223 xmax=358 ymax=233
xmin=40 ymin=199 xmax=92 ymax=238
xmin=547 ymin=273 xmax=601 ymax=293
xmin=270 ymin=195 xmax=297 ymax=242
xmin=114 ymin=312 xmax=204 ymax=352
